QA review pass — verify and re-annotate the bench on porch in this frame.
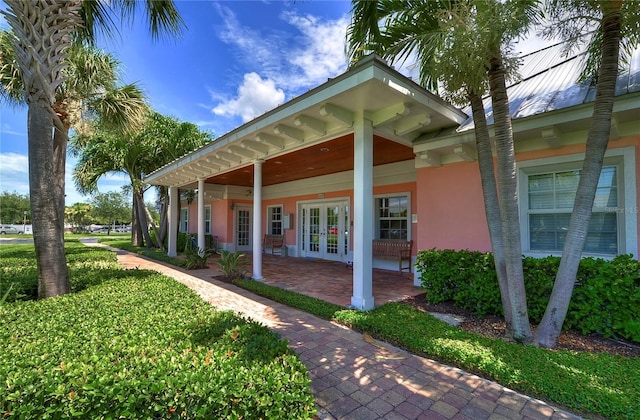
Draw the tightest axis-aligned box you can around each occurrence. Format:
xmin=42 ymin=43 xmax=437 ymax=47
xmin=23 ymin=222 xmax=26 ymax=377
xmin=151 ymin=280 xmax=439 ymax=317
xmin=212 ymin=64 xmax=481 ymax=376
xmin=263 ymin=234 xmax=285 ymax=255
xmin=372 ymin=239 xmax=413 ymax=274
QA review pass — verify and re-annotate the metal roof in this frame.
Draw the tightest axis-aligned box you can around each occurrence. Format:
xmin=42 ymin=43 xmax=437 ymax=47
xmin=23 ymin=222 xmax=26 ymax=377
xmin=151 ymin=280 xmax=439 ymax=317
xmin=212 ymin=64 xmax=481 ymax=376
xmin=458 ymin=42 xmax=640 ymax=132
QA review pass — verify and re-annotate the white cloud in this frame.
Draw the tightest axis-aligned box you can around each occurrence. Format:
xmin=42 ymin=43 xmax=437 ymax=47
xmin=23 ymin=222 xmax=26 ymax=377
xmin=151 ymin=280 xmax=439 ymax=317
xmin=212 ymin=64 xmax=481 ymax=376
xmin=212 ymin=72 xmax=285 ymax=123
xmin=209 ymin=5 xmax=348 ymax=122
xmin=0 ymin=153 xmax=29 ymax=195
xmin=282 ymin=12 xmax=349 ymax=90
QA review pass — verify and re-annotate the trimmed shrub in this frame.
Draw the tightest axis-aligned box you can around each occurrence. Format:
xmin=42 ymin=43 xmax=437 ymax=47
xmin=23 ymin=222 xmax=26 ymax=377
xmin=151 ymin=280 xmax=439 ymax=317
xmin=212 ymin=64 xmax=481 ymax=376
xmin=415 ymin=248 xmax=640 ymax=342
xmin=567 ymin=254 xmax=640 ymax=341
xmin=0 ymin=275 xmax=315 ymax=419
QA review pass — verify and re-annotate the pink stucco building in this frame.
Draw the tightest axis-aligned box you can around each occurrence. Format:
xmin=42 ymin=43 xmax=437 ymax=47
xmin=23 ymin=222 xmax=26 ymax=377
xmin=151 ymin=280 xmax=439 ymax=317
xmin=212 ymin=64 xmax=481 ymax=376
xmin=146 ymin=47 xmax=640 ymax=310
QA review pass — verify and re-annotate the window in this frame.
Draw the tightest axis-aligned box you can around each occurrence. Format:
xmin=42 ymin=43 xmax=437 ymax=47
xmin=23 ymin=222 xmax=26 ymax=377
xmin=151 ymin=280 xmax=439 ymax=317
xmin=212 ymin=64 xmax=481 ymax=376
xmin=180 ymin=208 xmax=188 ymax=233
xmin=518 ymin=147 xmax=639 ymax=258
xmin=204 ymin=206 xmax=211 ymax=234
xmin=527 ymin=167 xmax=618 ymax=254
xmin=268 ymin=206 xmax=283 ymax=235
xmin=377 ymin=195 xmax=409 ymax=240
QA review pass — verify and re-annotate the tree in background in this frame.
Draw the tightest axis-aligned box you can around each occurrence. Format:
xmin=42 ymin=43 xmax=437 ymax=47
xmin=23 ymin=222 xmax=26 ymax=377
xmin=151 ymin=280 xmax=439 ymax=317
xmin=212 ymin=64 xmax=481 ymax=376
xmin=90 ymin=191 xmax=131 ymax=234
xmin=0 ymin=0 xmax=183 ymax=299
xmin=0 ymin=191 xmax=30 ymax=224
xmin=64 ymin=202 xmax=94 ymax=232
xmin=73 ymin=112 xmax=212 ymax=248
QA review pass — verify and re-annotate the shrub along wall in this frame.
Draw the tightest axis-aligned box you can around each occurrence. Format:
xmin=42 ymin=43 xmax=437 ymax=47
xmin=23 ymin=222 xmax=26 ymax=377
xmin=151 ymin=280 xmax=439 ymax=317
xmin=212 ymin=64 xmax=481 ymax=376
xmin=415 ymin=249 xmax=640 ymax=342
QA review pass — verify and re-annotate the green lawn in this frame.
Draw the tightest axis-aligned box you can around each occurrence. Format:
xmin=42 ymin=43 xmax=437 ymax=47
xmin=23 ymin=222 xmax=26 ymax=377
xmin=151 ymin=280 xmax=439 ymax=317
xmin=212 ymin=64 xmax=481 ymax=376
xmin=0 ymin=241 xmax=315 ymax=419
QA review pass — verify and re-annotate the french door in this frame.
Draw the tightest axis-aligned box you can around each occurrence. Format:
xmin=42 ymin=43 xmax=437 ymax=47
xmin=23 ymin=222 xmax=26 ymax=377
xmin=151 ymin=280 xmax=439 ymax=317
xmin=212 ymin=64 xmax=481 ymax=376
xmin=300 ymin=201 xmax=349 ymax=261
xmin=235 ymin=206 xmax=252 ymax=252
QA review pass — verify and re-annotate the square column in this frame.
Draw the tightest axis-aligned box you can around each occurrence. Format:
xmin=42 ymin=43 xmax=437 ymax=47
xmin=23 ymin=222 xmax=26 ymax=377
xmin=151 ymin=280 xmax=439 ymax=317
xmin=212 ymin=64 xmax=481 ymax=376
xmin=168 ymin=186 xmax=179 ymax=257
xmin=351 ymin=115 xmax=375 ymax=310
xmin=197 ymin=179 xmax=205 ymax=256
xmin=252 ymin=159 xmax=264 ymax=280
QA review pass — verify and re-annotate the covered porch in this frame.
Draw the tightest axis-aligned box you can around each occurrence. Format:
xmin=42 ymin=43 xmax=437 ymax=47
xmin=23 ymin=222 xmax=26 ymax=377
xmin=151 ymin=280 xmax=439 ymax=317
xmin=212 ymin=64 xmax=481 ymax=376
xmin=217 ymin=253 xmax=423 ymax=308
xmin=145 ymin=55 xmax=466 ymax=311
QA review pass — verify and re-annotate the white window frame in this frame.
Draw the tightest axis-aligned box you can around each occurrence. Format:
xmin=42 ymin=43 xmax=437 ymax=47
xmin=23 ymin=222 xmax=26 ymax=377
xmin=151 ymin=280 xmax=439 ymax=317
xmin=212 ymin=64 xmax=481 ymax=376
xmin=179 ymin=208 xmax=189 ymax=233
xmin=517 ymin=147 xmax=637 ymax=258
xmin=267 ymin=205 xmax=283 ymax=235
xmin=374 ymin=192 xmax=411 ymax=240
xmin=204 ymin=205 xmax=211 ymax=235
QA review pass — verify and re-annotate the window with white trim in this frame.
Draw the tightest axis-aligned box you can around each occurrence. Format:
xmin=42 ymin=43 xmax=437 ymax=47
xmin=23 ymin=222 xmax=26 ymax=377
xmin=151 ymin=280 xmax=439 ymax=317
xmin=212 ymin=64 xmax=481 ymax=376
xmin=376 ymin=195 xmax=409 ymax=240
xmin=179 ymin=208 xmax=188 ymax=233
xmin=527 ymin=166 xmax=618 ymax=254
xmin=204 ymin=206 xmax=211 ymax=234
xmin=267 ymin=205 xmax=283 ymax=235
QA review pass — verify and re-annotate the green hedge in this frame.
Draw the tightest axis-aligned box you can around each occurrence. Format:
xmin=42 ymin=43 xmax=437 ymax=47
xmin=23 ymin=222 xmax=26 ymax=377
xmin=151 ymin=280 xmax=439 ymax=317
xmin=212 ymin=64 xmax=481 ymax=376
xmin=0 ymin=275 xmax=315 ymax=419
xmin=415 ymin=249 xmax=640 ymax=342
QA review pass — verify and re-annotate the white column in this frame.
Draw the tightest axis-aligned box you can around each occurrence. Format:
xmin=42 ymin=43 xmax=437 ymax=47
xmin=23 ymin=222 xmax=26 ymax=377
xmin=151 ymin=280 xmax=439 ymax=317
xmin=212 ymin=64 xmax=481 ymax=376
xmin=168 ymin=186 xmax=179 ymax=257
xmin=197 ymin=178 xmax=205 ymax=256
xmin=252 ymin=159 xmax=264 ymax=280
xmin=351 ymin=115 xmax=375 ymax=310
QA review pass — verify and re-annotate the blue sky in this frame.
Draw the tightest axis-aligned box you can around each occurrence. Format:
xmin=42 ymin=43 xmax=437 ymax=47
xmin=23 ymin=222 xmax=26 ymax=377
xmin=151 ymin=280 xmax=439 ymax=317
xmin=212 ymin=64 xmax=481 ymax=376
xmin=0 ymin=0 xmax=548 ymax=205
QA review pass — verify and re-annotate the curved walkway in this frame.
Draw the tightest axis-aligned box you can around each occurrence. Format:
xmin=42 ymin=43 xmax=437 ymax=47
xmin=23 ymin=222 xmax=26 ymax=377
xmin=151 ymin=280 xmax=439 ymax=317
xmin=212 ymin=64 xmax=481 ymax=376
xmin=86 ymin=241 xmax=582 ymax=420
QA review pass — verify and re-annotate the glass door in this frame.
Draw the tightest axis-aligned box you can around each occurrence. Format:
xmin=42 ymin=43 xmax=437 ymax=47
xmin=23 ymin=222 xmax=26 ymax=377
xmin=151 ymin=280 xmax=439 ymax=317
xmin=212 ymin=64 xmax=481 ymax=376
xmin=235 ymin=206 xmax=252 ymax=252
xmin=300 ymin=201 xmax=348 ymax=261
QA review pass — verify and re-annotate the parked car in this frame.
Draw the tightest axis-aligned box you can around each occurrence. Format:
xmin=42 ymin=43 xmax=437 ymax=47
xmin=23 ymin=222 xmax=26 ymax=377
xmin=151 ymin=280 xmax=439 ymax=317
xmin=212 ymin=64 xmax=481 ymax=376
xmin=0 ymin=225 xmax=22 ymax=234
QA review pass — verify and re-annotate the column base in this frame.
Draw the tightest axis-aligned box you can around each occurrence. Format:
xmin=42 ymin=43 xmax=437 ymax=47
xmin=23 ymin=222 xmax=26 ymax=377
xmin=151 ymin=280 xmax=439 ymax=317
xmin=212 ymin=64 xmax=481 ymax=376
xmin=350 ymin=295 xmax=375 ymax=311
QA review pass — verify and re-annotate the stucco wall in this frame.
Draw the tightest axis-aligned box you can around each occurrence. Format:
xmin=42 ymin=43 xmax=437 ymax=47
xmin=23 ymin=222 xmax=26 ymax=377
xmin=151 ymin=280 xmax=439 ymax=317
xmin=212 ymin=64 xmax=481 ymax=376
xmin=415 ymin=137 xmax=639 ymax=256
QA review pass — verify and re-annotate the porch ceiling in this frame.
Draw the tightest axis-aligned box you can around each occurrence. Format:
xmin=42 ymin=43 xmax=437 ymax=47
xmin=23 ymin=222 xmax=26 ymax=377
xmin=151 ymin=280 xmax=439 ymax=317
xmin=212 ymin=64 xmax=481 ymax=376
xmin=145 ymin=55 xmax=467 ymax=188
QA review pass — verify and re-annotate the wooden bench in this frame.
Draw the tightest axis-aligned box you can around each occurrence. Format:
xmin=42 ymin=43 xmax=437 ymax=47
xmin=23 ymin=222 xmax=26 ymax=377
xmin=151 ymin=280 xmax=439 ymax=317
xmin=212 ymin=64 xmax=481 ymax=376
xmin=372 ymin=239 xmax=413 ymax=274
xmin=262 ymin=234 xmax=285 ymax=255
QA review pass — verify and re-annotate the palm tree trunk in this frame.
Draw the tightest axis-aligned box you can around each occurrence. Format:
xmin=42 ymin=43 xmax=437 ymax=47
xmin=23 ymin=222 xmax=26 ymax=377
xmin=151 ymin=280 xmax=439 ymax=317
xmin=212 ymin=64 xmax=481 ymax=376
xmin=29 ymin=105 xmax=70 ymax=298
xmin=488 ymin=56 xmax=533 ymax=344
xmin=131 ymin=195 xmax=143 ymax=247
xmin=53 ymin=127 xmax=68 ymax=240
xmin=536 ymin=3 xmax=622 ymax=349
xmin=134 ymin=188 xmax=154 ymax=248
xmin=468 ymin=91 xmax=514 ymax=338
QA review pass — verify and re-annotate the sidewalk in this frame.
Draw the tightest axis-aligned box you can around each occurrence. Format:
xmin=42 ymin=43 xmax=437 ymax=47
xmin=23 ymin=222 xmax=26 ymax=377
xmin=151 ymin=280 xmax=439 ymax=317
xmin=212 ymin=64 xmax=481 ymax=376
xmin=89 ymin=242 xmax=582 ymax=420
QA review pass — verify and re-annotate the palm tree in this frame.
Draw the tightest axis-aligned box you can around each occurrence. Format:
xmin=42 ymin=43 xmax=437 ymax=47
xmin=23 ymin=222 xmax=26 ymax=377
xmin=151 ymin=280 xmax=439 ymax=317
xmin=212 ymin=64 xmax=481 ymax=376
xmin=347 ymin=0 xmax=539 ymax=343
xmin=535 ymin=0 xmax=640 ymax=348
xmin=348 ymin=0 xmax=639 ymax=348
xmin=0 ymin=0 xmax=183 ymax=298
xmin=72 ymin=112 xmax=212 ymax=248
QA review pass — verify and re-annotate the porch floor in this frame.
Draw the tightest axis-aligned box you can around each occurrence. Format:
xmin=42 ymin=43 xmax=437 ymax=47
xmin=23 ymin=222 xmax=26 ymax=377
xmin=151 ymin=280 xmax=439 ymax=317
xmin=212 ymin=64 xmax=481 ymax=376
xmin=234 ymin=253 xmax=423 ymax=308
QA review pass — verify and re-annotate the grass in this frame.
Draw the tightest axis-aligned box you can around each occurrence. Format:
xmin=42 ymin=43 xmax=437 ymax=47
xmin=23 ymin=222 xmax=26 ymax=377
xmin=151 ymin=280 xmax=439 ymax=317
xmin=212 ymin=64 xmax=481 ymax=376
xmin=0 ymin=241 xmax=315 ymax=419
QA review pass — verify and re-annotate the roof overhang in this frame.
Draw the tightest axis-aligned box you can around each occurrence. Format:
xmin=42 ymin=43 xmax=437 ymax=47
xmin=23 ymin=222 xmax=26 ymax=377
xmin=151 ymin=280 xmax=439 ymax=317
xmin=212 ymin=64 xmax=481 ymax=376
xmin=414 ymin=91 xmax=640 ymax=167
xmin=145 ymin=55 xmax=467 ymax=188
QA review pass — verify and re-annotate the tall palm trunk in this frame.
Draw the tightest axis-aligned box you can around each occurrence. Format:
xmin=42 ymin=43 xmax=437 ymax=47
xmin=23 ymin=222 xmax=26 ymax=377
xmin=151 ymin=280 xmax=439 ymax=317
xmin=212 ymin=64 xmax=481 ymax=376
xmin=133 ymin=187 xmax=154 ymax=248
xmin=536 ymin=2 xmax=622 ymax=348
xmin=468 ymin=92 xmax=514 ymax=337
xmin=2 ymin=0 xmax=82 ymax=298
xmin=488 ymin=56 xmax=533 ymax=344
xmin=53 ymin=127 xmax=68 ymax=239
xmin=29 ymin=105 xmax=70 ymax=297
xmin=131 ymin=195 xmax=144 ymax=247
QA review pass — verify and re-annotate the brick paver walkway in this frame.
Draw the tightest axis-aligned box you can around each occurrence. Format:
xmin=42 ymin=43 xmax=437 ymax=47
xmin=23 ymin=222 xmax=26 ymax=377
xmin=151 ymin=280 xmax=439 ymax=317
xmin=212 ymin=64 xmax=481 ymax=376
xmin=85 ymin=241 xmax=582 ymax=420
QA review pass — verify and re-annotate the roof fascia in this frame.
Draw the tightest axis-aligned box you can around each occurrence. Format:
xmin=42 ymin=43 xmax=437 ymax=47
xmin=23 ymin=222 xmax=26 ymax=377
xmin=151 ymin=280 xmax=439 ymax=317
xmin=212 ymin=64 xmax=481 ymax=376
xmin=146 ymin=55 xmax=465 ymax=184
